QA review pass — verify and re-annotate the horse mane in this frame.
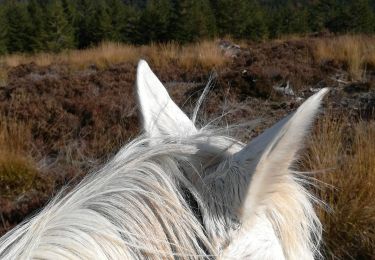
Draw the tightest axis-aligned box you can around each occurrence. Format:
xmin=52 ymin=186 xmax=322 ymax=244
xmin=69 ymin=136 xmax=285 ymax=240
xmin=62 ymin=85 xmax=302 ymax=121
xmin=0 ymin=130 xmax=321 ymax=259
xmin=0 ymin=60 xmax=326 ymax=259
xmin=0 ymin=135 xmax=213 ymax=259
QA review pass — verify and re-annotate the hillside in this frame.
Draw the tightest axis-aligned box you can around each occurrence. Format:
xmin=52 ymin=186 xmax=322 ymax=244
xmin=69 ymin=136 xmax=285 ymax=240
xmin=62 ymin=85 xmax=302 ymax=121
xmin=0 ymin=35 xmax=374 ymax=258
xmin=0 ymin=0 xmax=374 ymax=54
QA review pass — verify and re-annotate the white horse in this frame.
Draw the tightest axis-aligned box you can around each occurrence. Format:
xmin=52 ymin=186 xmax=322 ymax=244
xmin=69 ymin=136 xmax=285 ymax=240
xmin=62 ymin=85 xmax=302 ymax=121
xmin=0 ymin=60 xmax=328 ymax=259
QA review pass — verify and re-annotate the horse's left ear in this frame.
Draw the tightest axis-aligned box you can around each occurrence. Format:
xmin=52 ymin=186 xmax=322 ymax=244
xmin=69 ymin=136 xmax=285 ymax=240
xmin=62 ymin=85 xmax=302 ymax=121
xmin=136 ymin=60 xmax=197 ymax=136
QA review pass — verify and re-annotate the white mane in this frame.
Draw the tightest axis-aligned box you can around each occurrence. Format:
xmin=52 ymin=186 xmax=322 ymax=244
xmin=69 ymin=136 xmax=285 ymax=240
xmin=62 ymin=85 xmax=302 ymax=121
xmin=0 ymin=60 xmax=328 ymax=259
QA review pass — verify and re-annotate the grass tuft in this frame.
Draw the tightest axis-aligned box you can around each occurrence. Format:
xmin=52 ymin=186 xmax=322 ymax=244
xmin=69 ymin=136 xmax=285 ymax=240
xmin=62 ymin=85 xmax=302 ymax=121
xmin=312 ymin=35 xmax=375 ymax=81
xmin=0 ymin=118 xmax=43 ymax=199
xmin=303 ymin=113 xmax=375 ymax=259
xmin=0 ymin=155 xmax=39 ymax=198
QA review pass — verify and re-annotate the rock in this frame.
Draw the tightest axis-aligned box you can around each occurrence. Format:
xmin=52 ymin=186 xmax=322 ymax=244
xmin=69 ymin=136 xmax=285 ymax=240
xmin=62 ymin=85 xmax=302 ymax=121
xmin=273 ymin=81 xmax=295 ymax=96
xmin=218 ymin=39 xmax=241 ymax=58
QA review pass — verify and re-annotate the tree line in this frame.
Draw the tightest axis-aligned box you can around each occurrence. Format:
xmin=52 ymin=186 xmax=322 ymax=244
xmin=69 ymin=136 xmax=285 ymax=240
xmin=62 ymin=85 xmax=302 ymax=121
xmin=0 ymin=0 xmax=374 ymax=54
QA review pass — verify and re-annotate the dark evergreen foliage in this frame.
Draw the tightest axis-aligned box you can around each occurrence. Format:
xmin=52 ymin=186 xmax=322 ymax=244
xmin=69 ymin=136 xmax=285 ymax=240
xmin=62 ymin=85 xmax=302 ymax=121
xmin=173 ymin=0 xmax=216 ymax=42
xmin=44 ymin=0 xmax=75 ymax=52
xmin=0 ymin=0 xmax=374 ymax=54
xmin=2 ymin=1 xmax=33 ymax=53
xmin=27 ymin=0 xmax=47 ymax=51
xmin=138 ymin=0 xmax=173 ymax=43
xmin=0 ymin=5 xmax=8 ymax=54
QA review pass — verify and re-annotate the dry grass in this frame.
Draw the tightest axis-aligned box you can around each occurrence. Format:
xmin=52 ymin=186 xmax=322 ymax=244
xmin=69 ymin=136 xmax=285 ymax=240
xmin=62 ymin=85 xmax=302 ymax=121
xmin=0 ymin=117 xmax=33 ymax=158
xmin=312 ymin=35 xmax=375 ymax=81
xmin=302 ymin=113 xmax=375 ymax=259
xmin=0 ymin=40 xmax=228 ymax=71
xmin=0 ymin=118 xmax=40 ymax=198
xmin=0 ymin=68 xmax=7 ymax=87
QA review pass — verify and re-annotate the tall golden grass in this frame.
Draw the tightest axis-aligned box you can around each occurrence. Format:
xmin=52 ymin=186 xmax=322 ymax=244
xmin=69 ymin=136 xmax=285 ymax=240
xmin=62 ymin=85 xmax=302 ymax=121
xmin=303 ymin=114 xmax=375 ymax=259
xmin=0 ymin=41 xmax=227 ymax=71
xmin=0 ymin=118 xmax=39 ymax=198
xmin=312 ymin=35 xmax=375 ymax=81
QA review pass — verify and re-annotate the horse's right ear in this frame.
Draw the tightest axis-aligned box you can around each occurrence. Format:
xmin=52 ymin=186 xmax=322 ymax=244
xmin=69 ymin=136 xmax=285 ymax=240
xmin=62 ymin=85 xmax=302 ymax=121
xmin=136 ymin=60 xmax=197 ymax=136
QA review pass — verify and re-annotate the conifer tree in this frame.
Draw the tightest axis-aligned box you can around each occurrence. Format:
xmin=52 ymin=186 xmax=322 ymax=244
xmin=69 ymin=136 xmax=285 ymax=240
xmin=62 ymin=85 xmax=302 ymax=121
xmin=74 ymin=0 xmax=112 ymax=47
xmin=174 ymin=0 xmax=216 ymax=42
xmin=91 ymin=0 xmax=112 ymax=44
xmin=61 ymin=0 xmax=78 ymax=47
xmin=27 ymin=0 xmax=47 ymax=52
xmin=0 ymin=0 xmax=374 ymax=52
xmin=121 ymin=4 xmax=141 ymax=43
xmin=215 ymin=0 xmax=250 ymax=38
xmin=268 ymin=8 xmax=283 ymax=38
xmin=74 ymin=0 xmax=94 ymax=48
xmin=0 ymin=5 xmax=8 ymax=54
xmin=243 ymin=1 xmax=268 ymax=40
xmin=4 ymin=1 xmax=32 ymax=53
xmin=45 ymin=0 xmax=75 ymax=52
xmin=193 ymin=0 xmax=216 ymax=39
xmin=139 ymin=0 xmax=173 ymax=43
xmin=280 ymin=3 xmax=309 ymax=35
xmin=309 ymin=0 xmax=343 ymax=33
xmin=106 ymin=0 xmax=127 ymax=42
xmin=347 ymin=0 xmax=374 ymax=33
xmin=61 ymin=0 xmax=76 ymax=25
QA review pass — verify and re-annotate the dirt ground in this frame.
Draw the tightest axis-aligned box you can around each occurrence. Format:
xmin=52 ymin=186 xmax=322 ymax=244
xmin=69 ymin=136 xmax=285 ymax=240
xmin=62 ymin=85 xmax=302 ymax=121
xmin=1 ymin=38 xmax=374 ymax=237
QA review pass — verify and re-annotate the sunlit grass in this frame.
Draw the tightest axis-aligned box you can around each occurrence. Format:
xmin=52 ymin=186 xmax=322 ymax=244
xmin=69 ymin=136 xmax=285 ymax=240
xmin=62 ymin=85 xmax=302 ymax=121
xmin=0 ymin=118 xmax=42 ymax=198
xmin=312 ymin=35 xmax=375 ymax=81
xmin=0 ymin=40 xmax=228 ymax=71
xmin=302 ymin=113 xmax=375 ymax=259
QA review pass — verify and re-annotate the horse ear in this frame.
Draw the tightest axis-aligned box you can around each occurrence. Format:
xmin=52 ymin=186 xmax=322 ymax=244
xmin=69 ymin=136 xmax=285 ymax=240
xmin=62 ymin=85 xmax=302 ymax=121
xmin=136 ymin=60 xmax=197 ymax=136
xmin=234 ymin=88 xmax=329 ymax=219
xmin=221 ymin=89 xmax=328 ymax=258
